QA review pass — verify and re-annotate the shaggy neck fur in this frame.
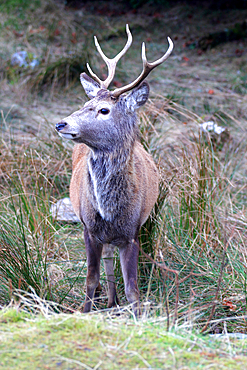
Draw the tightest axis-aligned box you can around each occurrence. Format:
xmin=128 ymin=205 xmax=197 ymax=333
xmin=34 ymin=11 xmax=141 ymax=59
xmin=87 ymin=121 xmax=137 ymax=222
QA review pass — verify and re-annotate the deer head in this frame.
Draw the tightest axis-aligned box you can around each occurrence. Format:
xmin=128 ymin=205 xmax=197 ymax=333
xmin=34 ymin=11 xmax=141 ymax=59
xmin=56 ymin=25 xmax=173 ymax=152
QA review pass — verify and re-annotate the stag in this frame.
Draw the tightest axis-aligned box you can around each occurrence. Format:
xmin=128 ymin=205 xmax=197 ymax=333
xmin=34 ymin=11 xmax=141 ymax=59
xmin=56 ymin=25 xmax=173 ymax=314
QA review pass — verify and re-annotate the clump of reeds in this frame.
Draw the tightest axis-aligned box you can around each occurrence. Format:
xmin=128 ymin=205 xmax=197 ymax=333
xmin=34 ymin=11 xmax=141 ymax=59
xmin=19 ymin=53 xmax=89 ymax=94
xmin=0 ymin=111 xmax=87 ymax=308
xmin=134 ymin=96 xmax=247 ymax=332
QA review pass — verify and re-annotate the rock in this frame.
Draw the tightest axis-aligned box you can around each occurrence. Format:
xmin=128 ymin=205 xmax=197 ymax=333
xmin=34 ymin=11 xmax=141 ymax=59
xmin=11 ymin=51 xmax=39 ymax=69
xmin=199 ymin=121 xmax=225 ymax=135
xmin=199 ymin=121 xmax=231 ymax=150
xmin=50 ymin=197 xmax=80 ymax=222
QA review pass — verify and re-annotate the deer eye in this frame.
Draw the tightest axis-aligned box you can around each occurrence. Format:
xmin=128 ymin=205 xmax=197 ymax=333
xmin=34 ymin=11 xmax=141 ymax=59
xmin=99 ymin=108 xmax=110 ymax=115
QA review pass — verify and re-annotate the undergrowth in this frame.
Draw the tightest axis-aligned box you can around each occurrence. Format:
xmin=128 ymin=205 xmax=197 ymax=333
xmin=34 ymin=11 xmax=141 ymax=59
xmin=0 ymin=95 xmax=246 ymax=333
xmin=0 ymin=117 xmax=87 ymax=310
xmin=137 ymin=97 xmax=247 ymax=333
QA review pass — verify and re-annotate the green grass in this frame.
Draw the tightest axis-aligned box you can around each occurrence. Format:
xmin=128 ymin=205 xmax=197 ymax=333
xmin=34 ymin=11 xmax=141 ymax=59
xmin=0 ymin=307 xmax=247 ymax=369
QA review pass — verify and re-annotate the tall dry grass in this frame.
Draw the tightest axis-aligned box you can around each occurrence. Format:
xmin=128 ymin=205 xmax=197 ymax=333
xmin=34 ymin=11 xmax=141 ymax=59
xmin=0 ymin=111 xmax=88 ymax=309
xmin=136 ymin=96 xmax=247 ymax=332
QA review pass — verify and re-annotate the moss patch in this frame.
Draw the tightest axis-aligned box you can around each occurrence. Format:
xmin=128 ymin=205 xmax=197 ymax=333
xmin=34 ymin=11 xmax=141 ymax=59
xmin=0 ymin=310 xmax=246 ymax=369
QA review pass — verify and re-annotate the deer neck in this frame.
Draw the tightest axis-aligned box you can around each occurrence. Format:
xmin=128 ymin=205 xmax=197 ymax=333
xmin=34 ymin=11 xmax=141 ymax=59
xmin=87 ymin=141 xmax=135 ymax=222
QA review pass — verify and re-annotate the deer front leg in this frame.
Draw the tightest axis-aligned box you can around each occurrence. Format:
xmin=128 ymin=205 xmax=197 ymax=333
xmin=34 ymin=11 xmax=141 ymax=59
xmin=83 ymin=227 xmax=103 ymax=313
xmin=102 ymin=244 xmax=119 ymax=308
xmin=119 ymin=238 xmax=140 ymax=316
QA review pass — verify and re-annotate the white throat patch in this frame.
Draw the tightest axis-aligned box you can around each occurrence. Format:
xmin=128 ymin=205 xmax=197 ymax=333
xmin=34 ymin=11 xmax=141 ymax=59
xmin=87 ymin=158 xmax=106 ymax=220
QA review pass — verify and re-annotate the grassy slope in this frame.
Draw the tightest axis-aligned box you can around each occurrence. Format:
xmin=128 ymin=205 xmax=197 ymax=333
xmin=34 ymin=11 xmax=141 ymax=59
xmin=0 ymin=308 xmax=247 ymax=370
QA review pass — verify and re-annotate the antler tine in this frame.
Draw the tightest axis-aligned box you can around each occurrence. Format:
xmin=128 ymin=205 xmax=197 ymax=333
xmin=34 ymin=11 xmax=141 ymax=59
xmin=112 ymin=36 xmax=174 ymax=97
xmin=87 ymin=24 xmax=133 ymax=89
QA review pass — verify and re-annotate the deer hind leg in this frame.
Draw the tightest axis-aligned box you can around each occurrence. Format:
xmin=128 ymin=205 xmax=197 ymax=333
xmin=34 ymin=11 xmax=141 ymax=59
xmin=83 ymin=227 xmax=103 ymax=313
xmin=102 ymin=244 xmax=119 ymax=308
xmin=119 ymin=238 xmax=140 ymax=316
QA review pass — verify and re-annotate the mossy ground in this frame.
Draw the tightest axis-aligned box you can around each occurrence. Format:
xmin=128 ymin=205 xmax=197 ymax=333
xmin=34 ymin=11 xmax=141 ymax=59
xmin=0 ymin=308 xmax=247 ymax=370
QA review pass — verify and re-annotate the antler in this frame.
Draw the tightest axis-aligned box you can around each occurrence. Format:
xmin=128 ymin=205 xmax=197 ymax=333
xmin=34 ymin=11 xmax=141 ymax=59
xmin=87 ymin=24 xmax=132 ymax=89
xmin=112 ymin=37 xmax=174 ymax=97
xmin=87 ymin=25 xmax=174 ymax=96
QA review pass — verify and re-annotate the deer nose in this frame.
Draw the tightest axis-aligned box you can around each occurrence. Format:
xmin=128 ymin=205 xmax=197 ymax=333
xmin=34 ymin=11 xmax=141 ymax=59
xmin=56 ymin=122 xmax=67 ymax=131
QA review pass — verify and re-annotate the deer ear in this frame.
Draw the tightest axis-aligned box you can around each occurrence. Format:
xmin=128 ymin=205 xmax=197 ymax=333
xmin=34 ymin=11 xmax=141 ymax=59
xmin=80 ymin=73 xmax=101 ymax=99
xmin=125 ymin=82 xmax=149 ymax=111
